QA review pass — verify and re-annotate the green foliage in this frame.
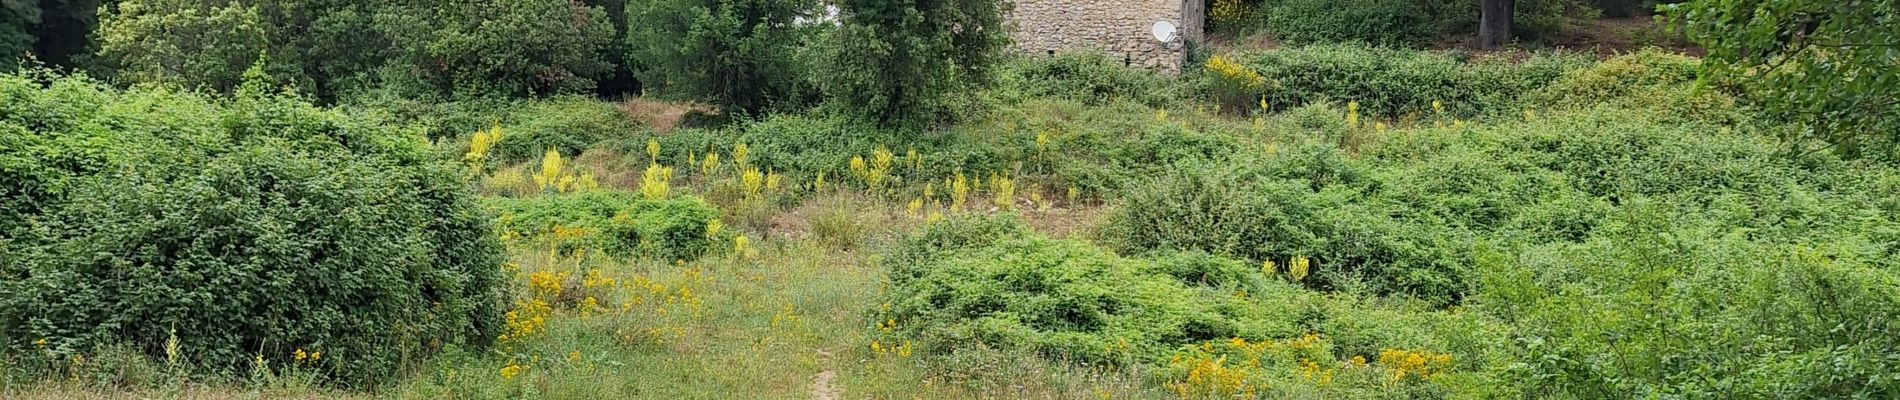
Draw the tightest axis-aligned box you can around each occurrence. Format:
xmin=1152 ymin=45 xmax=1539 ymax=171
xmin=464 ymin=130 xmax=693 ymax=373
xmin=377 ymin=0 xmax=616 ymax=98
xmin=879 ymin=215 xmax=1243 ymax=363
xmin=1243 ymin=44 xmax=1591 ymax=118
xmin=1667 ymin=0 xmax=1900 ymax=161
xmin=96 ymin=0 xmax=283 ymax=93
xmin=1264 ymin=0 xmax=1476 ymax=47
xmin=486 ymin=191 xmax=727 ymax=262
xmin=997 ymin=52 xmax=1180 ymax=107
xmin=96 ymin=0 xmax=619 ymax=100
xmin=816 ymin=0 xmax=1009 ymax=130
xmin=1262 ymin=0 xmax=1584 ymax=47
xmin=0 ymin=71 xmax=505 ymax=386
xmin=0 ymin=0 xmax=40 ymax=68
xmin=624 ymin=0 xmax=817 ymax=114
xmin=1526 ymin=48 xmax=1739 ymax=123
xmin=1479 ymin=204 xmax=1900 ymax=398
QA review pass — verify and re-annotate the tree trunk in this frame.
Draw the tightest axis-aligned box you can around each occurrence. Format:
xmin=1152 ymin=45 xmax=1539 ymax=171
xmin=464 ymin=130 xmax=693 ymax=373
xmin=1478 ymin=0 xmax=1514 ymax=50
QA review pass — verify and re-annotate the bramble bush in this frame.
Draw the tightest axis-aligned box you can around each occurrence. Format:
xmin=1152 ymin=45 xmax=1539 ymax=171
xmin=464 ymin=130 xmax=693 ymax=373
xmin=0 ymin=71 xmax=505 ymax=386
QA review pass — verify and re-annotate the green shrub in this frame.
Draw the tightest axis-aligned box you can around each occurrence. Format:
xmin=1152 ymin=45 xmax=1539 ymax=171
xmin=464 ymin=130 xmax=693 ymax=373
xmin=485 ymin=191 xmax=726 ymax=262
xmin=1265 ymin=0 xmax=1476 ymax=47
xmin=1097 ymin=157 xmax=1467 ymax=301
xmin=624 ymin=0 xmax=817 ymax=114
xmin=878 ymin=215 xmax=1243 ymax=363
xmin=1526 ymin=48 xmax=1740 ymax=124
xmin=0 ymin=72 xmax=504 ymax=386
xmin=1245 ymin=44 xmax=1591 ymax=118
xmin=1477 ymin=204 xmax=1900 ymax=398
xmin=816 ymin=0 xmax=1009 ymax=130
xmin=999 ymin=52 xmax=1181 ymax=107
xmin=1263 ymin=0 xmax=1585 ymax=47
xmin=376 ymin=0 xmax=617 ymax=98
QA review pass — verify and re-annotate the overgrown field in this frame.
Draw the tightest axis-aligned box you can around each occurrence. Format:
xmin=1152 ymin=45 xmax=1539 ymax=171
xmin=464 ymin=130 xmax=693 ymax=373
xmin=5 ymin=41 xmax=1899 ymax=399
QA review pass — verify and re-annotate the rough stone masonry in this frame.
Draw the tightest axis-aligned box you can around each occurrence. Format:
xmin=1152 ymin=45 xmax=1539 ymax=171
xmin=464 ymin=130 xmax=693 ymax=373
xmin=1006 ymin=0 xmax=1205 ymax=74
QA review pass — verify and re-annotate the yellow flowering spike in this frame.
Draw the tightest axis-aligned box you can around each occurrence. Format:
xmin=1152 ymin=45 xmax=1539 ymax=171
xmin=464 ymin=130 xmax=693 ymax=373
xmin=646 ymin=139 xmax=660 ymax=162
xmin=1345 ymin=101 xmax=1361 ymax=129
xmin=532 ymin=150 xmax=565 ymax=193
xmin=813 ymin=171 xmax=827 ymax=191
xmin=700 ymin=153 xmax=720 ymax=176
xmin=1374 ymin=122 xmax=1389 ymax=133
xmin=294 ymin=348 xmax=307 ymax=362
xmin=1067 ymin=185 xmax=1079 ymax=205
xmin=906 ymin=197 xmax=923 ymax=217
xmin=732 ymin=143 xmax=750 ymax=169
xmin=641 ymin=164 xmax=671 ymax=200
xmin=1262 ymin=260 xmax=1277 ymax=276
xmin=1290 ymin=256 xmax=1310 ymax=282
xmin=733 ymin=236 xmax=756 ymax=260
xmin=1432 ymin=100 xmax=1444 ymax=114
xmin=950 ymin=173 xmax=970 ymax=211
xmin=989 ymin=174 xmax=1015 ymax=210
xmin=742 ymin=168 xmax=764 ymax=200
xmin=500 ymin=363 xmax=523 ymax=380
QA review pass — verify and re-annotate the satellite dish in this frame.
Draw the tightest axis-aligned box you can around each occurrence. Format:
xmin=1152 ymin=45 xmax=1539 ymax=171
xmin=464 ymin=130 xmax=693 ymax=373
xmin=1152 ymin=21 xmax=1178 ymax=43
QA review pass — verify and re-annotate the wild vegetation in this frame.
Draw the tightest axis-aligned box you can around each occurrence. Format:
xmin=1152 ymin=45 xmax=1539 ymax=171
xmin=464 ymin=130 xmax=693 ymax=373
xmin=3 ymin=0 xmax=1898 ymax=399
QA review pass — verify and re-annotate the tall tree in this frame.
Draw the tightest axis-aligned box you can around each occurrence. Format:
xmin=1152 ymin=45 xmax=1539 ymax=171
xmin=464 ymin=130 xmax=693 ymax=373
xmin=1478 ymin=0 xmax=1514 ymax=49
xmin=1 ymin=0 xmax=40 ymax=68
xmin=625 ymin=0 xmax=816 ymax=114
xmin=1669 ymin=0 xmax=1900 ymax=160
xmin=817 ymin=0 xmax=1009 ymax=130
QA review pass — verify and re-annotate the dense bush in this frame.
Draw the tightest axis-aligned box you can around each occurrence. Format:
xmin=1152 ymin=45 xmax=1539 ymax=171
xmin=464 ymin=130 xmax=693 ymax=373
xmin=1097 ymin=155 xmax=1468 ymax=301
xmin=1263 ymin=0 xmax=1584 ymax=47
xmin=0 ymin=72 xmax=505 ymax=386
xmin=878 ymin=215 xmax=1249 ymax=363
xmin=1478 ymin=204 xmax=1900 ymax=398
xmin=485 ymin=191 xmax=727 ymax=262
xmin=1526 ymin=48 xmax=1739 ymax=123
xmin=375 ymin=0 xmax=617 ymax=98
xmin=624 ymin=0 xmax=817 ymax=114
xmin=1243 ymin=44 xmax=1591 ymax=118
xmin=1264 ymin=0 xmax=1476 ymax=47
xmin=997 ymin=52 xmax=1181 ymax=107
xmin=97 ymin=0 xmax=620 ymax=100
xmin=880 ymin=216 xmax=1511 ymax=396
xmin=816 ymin=0 xmax=1009 ymax=130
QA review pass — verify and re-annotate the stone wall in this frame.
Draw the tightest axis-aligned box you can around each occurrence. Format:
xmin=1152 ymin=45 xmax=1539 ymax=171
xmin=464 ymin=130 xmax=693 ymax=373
xmin=1006 ymin=0 xmax=1201 ymax=74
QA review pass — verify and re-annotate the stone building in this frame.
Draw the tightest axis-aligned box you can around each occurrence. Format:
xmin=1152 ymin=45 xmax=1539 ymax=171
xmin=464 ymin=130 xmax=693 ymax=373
xmin=1006 ymin=0 xmax=1205 ymax=74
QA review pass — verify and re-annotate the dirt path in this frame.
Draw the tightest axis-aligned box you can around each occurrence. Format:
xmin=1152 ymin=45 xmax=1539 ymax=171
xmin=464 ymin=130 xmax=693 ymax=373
xmin=811 ymin=349 xmax=840 ymax=400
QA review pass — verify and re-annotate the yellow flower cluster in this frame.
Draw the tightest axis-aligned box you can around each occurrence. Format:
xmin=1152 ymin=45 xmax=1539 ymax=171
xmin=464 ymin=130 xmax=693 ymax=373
xmin=499 ymin=299 xmax=551 ymax=343
xmin=1378 ymin=348 xmax=1453 ymax=382
xmin=988 ymin=173 xmax=1015 ymax=211
xmin=1205 ymin=55 xmax=1266 ymax=90
xmin=850 ymin=147 xmax=895 ymax=191
xmin=950 ymin=173 xmax=970 ymax=211
xmin=641 ymin=163 xmax=673 ymax=200
xmin=1167 ymin=355 xmax=1257 ymax=398
xmin=292 ymin=347 xmax=322 ymax=363
xmin=499 ymin=361 xmax=525 ymax=380
xmin=466 ymin=126 xmax=503 ymax=172
xmin=1263 ymin=255 xmax=1313 ymax=282
xmin=529 ymin=150 xmax=597 ymax=194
